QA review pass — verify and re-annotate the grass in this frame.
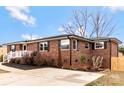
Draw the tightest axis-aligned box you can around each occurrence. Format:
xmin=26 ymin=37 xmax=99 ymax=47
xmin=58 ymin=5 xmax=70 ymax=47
xmin=86 ymin=70 xmax=124 ymax=86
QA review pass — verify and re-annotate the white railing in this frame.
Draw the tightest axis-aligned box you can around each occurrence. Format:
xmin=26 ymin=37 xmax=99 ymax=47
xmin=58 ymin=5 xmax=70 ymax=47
xmin=3 ymin=51 xmax=32 ymax=62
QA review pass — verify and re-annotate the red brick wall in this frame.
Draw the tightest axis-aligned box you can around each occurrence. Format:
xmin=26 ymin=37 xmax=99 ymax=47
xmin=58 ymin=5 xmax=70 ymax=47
xmin=36 ymin=40 xmax=60 ymax=67
xmin=45 ymin=40 xmax=59 ymax=66
xmin=92 ymin=42 xmax=111 ymax=68
xmin=71 ymin=40 xmax=92 ymax=69
xmin=61 ymin=50 xmax=70 ymax=68
xmin=111 ymin=41 xmax=118 ymax=57
xmin=27 ymin=43 xmax=38 ymax=51
xmin=16 ymin=44 xmax=22 ymax=51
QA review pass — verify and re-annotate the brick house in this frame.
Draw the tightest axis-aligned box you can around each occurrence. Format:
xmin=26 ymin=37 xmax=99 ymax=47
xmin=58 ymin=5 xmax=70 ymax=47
xmin=3 ymin=34 xmax=122 ymax=69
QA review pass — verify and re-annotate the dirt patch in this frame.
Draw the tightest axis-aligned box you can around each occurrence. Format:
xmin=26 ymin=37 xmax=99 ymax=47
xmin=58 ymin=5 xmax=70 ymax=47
xmin=0 ymin=69 xmax=9 ymax=73
xmin=86 ymin=70 xmax=124 ymax=86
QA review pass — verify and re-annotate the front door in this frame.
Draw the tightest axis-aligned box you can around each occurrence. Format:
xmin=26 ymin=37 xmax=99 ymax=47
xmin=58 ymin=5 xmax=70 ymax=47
xmin=23 ymin=44 xmax=27 ymax=51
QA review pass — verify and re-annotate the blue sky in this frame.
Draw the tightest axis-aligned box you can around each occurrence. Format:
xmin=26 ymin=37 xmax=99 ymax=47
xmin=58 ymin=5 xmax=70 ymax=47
xmin=0 ymin=6 xmax=124 ymax=44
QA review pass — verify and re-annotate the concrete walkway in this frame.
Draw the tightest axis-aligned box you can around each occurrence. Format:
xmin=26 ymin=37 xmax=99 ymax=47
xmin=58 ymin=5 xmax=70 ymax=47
xmin=0 ymin=63 xmax=104 ymax=86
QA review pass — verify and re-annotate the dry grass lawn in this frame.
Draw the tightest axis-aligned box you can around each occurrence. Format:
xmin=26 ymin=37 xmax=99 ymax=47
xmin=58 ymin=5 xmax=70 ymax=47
xmin=86 ymin=70 xmax=124 ymax=86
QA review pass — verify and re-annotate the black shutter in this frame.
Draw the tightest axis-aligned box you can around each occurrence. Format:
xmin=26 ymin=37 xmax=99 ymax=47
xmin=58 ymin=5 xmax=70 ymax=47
xmin=58 ymin=40 xmax=61 ymax=51
xmin=48 ymin=41 xmax=50 ymax=52
xmin=58 ymin=40 xmax=61 ymax=48
xmin=92 ymin=43 xmax=95 ymax=50
xmin=104 ymin=41 xmax=107 ymax=49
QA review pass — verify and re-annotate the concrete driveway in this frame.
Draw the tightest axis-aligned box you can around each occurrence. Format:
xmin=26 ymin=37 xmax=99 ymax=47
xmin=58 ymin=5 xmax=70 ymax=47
xmin=0 ymin=63 xmax=104 ymax=86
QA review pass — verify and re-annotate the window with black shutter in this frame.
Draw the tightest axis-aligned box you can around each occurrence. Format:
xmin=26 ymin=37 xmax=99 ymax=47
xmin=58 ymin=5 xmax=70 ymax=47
xmin=95 ymin=42 xmax=104 ymax=49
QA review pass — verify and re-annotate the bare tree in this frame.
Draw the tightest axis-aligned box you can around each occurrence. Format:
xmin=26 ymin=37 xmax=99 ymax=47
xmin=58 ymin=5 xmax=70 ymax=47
xmin=90 ymin=11 xmax=116 ymax=38
xmin=61 ymin=9 xmax=116 ymax=38
xmin=61 ymin=9 xmax=90 ymax=37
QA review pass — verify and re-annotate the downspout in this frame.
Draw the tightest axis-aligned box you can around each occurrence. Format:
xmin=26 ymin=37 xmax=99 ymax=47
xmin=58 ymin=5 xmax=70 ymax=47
xmin=109 ymin=40 xmax=112 ymax=69
xmin=67 ymin=36 xmax=72 ymax=69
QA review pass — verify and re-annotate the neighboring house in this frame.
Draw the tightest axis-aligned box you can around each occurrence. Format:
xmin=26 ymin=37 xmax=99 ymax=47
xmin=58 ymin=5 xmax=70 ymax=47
xmin=0 ymin=45 xmax=7 ymax=56
xmin=3 ymin=34 xmax=122 ymax=69
xmin=0 ymin=45 xmax=7 ymax=62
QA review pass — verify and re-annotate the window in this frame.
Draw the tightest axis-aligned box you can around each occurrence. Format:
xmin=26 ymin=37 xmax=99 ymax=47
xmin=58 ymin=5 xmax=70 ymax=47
xmin=95 ymin=42 xmax=104 ymax=49
xmin=39 ymin=42 xmax=48 ymax=51
xmin=11 ymin=45 xmax=16 ymax=52
xmin=61 ymin=39 xmax=70 ymax=49
xmin=72 ymin=40 xmax=77 ymax=50
xmin=85 ymin=43 xmax=89 ymax=48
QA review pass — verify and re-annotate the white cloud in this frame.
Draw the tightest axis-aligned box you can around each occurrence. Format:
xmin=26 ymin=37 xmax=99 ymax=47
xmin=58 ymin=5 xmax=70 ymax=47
xmin=5 ymin=6 xmax=36 ymax=26
xmin=58 ymin=26 xmax=67 ymax=34
xmin=107 ymin=6 xmax=124 ymax=12
xmin=22 ymin=34 xmax=40 ymax=40
xmin=58 ymin=26 xmax=64 ymax=32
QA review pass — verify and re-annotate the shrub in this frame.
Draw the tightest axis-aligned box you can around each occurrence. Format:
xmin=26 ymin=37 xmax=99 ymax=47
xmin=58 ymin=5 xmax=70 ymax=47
xmin=80 ymin=55 xmax=86 ymax=64
xmin=20 ymin=58 xmax=26 ymax=65
xmin=31 ymin=51 xmax=38 ymax=57
xmin=33 ymin=52 xmax=46 ymax=66
xmin=119 ymin=46 xmax=124 ymax=55
xmin=9 ymin=58 xmax=16 ymax=64
xmin=92 ymin=56 xmax=103 ymax=70
xmin=57 ymin=59 xmax=63 ymax=68
xmin=15 ymin=58 xmax=21 ymax=64
xmin=20 ymin=56 xmax=32 ymax=65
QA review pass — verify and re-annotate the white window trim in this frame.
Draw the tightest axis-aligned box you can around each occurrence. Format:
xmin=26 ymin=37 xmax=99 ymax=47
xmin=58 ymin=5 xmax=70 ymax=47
xmin=85 ymin=43 xmax=90 ymax=49
xmin=22 ymin=44 xmax=27 ymax=51
xmin=95 ymin=42 xmax=104 ymax=49
xmin=72 ymin=39 xmax=77 ymax=50
xmin=60 ymin=39 xmax=70 ymax=50
xmin=39 ymin=42 xmax=48 ymax=52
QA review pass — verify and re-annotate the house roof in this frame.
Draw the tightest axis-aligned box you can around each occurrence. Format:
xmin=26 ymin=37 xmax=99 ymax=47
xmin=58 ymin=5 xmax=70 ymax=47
xmin=3 ymin=34 xmax=122 ymax=45
xmin=91 ymin=37 xmax=122 ymax=44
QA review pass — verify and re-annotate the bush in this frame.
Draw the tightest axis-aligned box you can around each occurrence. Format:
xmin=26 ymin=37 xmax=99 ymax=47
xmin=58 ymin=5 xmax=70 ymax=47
xmin=9 ymin=58 xmax=16 ymax=64
xmin=119 ymin=46 xmax=124 ymax=55
xmin=32 ymin=52 xmax=46 ymax=66
xmin=80 ymin=55 xmax=86 ymax=64
xmin=8 ymin=52 xmax=55 ymax=67
xmin=0 ymin=55 xmax=3 ymax=62
xmin=31 ymin=51 xmax=38 ymax=57
xmin=20 ymin=58 xmax=26 ymax=65
xmin=20 ymin=56 xmax=32 ymax=65
xmin=15 ymin=58 xmax=21 ymax=64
